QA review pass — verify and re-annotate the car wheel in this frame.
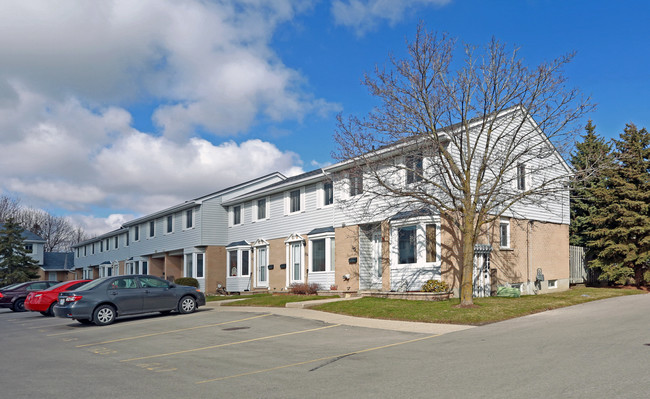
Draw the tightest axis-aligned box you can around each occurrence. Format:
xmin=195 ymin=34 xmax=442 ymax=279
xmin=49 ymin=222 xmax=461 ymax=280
xmin=12 ymin=298 xmax=26 ymax=312
xmin=76 ymin=319 xmax=93 ymax=325
xmin=178 ymin=296 xmax=196 ymax=314
xmin=93 ymin=304 xmax=116 ymax=326
xmin=46 ymin=302 xmax=56 ymax=317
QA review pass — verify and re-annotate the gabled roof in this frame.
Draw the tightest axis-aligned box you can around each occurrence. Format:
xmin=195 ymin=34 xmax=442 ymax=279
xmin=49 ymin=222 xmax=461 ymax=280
xmin=223 ymin=168 xmax=325 ymax=205
xmin=42 ymin=252 xmax=75 ymax=271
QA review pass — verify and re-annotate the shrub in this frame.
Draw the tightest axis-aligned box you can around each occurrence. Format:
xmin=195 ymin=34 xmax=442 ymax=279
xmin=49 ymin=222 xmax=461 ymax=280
xmin=289 ymin=282 xmax=320 ymax=295
xmin=174 ymin=277 xmax=199 ymax=288
xmin=421 ymin=279 xmax=449 ymax=293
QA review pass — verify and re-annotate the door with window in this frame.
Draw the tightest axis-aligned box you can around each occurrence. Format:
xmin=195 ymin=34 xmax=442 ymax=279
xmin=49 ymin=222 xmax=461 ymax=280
xmin=290 ymin=243 xmax=303 ymax=284
xmin=256 ymin=247 xmax=269 ymax=288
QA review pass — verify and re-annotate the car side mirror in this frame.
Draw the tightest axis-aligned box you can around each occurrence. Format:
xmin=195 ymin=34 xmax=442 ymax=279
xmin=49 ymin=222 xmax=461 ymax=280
xmin=169 ymin=283 xmax=176 ymax=288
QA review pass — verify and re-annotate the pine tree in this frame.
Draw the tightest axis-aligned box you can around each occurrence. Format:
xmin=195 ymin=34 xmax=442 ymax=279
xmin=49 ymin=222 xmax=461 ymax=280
xmin=570 ymin=121 xmax=614 ymax=248
xmin=0 ymin=219 xmax=40 ymax=285
xmin=588 ymin=124 xmax=650 ymax=286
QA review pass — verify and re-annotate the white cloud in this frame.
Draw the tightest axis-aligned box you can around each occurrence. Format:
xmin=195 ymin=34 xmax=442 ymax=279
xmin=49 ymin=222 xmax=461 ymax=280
xmin=0 ymin=0 xmax=324 ymax=235
xmin=0 ymin=0 xmax=332 ymax=140
xmin=331 ymin=0 xmax=451 ymax=36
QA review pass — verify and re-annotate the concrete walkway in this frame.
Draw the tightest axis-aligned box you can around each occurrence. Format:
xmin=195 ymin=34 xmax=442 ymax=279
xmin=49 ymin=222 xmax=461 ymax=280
xmin=205 ymin=297 xmax=474 ymax=335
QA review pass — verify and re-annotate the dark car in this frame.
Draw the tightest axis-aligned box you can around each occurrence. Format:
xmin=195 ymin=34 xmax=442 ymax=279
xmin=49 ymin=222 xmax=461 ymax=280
xmin=0 ymin=281 xmax=61 ymax=312
xmin=53 ymin=275 xmax=206 ymax=326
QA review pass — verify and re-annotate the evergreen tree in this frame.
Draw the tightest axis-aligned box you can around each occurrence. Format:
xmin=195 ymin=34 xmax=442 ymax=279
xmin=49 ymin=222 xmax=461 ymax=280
xmin=569 ymin=121 xmax=614 ymax=248
xmin=0 ymin=219 xmax=40 ymax=285
xmin=588 ymin=124 xmax=650 ymax=286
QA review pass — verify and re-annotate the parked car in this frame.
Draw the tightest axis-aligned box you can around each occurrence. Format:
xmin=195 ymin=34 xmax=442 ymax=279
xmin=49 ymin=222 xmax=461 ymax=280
xmin=0 ymin=281 xmax=61 ymax=312
xmin=25 ymin=279 xmax=92 ymax=316
xmin=53 ymin=275 xmax=206 ymax=326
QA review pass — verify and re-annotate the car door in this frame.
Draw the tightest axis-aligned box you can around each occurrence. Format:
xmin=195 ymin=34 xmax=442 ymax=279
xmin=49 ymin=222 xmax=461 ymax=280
xmin=106 ymin=277 xmax=145 ymax=315
xmin=138 ymin=276 xmax=178 ymax=312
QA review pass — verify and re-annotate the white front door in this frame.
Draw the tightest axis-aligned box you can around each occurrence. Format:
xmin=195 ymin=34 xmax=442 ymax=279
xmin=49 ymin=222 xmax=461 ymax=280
xmin=290 ymin=243 xmax=303 ymax=284
xmin=257 ymin=247 xmax=269 ymax=288
xmin=473 ymin=253 xmax=491 ymax=297
xmin=370 ymin=230 xmax=383 ymax=289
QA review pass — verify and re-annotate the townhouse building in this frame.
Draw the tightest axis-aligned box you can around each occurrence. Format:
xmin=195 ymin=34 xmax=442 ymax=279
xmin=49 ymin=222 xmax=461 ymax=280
xmin=73 ymin=107 xmax=572 ymax=297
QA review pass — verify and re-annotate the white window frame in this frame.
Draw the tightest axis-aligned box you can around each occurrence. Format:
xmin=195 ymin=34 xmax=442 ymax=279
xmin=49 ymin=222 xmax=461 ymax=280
xmin=166 ymin=214 xmax=174 ymax=234
xmin=133 ymin=225 xmax=140 ymax=242
xmin=284 ymin=187 xmax=305 ymax=215
xmin=390 ymin=217 xmax=441 ymax=267
xmin=405 ymin=152 xmax=424 ymax=184
xmin=349 ymin=171 xmax=363 ymax=197
xmin=184 ymin=209 xmax=194 ymax=230
xmin=500 ymin=218 xmax=511 ymax=249
xmin=227 ymin=244 xmax=251 ymax=277
xmin=114 ymin=236 xmax=119 ymax=249
xmin=548 ymin=279 xmax=558 ymax=289
xmin=308 ymin=232 xmax=336 ymax=273
xmin=285 ymin=233 xmax=305 ymax=285
xmin=148 ymin=220 xmax=156 ymax=239
xmin=184 ymin=252 xmax=205 ymax=279
xmin=316 ymin=181 xmax=335 ymax=209
xmin=252 ymin=196 xmax=270 ymax=222
xmin=230 ymin=204 xmax=243 ymax=226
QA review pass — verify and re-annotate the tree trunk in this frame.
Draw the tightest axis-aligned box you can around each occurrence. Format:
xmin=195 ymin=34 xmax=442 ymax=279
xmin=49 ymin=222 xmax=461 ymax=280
xmin=459 ymin=211 xmax=476 ymax=306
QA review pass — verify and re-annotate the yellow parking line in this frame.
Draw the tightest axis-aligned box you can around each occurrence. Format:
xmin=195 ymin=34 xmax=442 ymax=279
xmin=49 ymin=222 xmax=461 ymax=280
xmin=121 ymin=324 xmax=342 ymax=363
xmin=196 ymin=333 xmax=441 ymax=384
xmin=76 ymin=314 xmax=272 ymax=348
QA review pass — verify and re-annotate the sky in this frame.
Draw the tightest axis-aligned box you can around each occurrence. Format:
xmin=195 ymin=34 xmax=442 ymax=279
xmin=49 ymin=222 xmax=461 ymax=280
xmin=0 ymin=0 xmax=648 ymax=237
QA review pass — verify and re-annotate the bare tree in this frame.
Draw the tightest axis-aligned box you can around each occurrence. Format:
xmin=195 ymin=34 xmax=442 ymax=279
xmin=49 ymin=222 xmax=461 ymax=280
xmin=14 ymin=207 xmax=85 ymax=252
xmin=334 ymin=25 xmax=593 ymax=306
xmin=0 ymin=195 xmax=21 ymax=222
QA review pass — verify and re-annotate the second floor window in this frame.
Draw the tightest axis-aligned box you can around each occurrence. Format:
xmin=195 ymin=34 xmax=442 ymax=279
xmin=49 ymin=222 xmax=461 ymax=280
xmin=167 ymin=215 xmax=173 ymax=233
xmin=186 ymin=209 xmax=193 ymax=229
xmin=149 ymin=221 xmax=155 ymax=238
xmin=114 ymin=236 xmax=118 ymax=249
xmin=134 ymin=226 xmax=139 ymax=241
xmin=350 ymin=172 xmax=363 ymax=197
xmin=517 ymin=163 xmax=526 ymax=190
xmin=406 ymin=153 xmax=423 ymax=184
xmin=233 ymin=205 xmax=241 ymax=225
xmin=324 ymin=182 xmax=334 ymax=206
xmin=290 ymin=189 xmax=301 ymax=213
xmin=257 ymin=198 xmax=266 ymax=220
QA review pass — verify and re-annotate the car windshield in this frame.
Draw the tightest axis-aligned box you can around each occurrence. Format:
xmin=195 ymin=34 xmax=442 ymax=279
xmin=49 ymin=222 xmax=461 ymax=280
xmin=71 ymin=277 xmax=107 ymax=291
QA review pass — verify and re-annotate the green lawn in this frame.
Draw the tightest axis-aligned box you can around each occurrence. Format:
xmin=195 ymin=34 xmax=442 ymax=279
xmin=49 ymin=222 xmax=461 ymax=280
xmin=310 ymin=287 xmax=646 ymax=325
xmin=219 ymin=294 xmax=338 ymax=307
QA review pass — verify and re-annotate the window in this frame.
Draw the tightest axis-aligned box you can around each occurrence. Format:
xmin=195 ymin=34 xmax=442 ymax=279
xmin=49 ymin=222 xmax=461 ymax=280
xmin=108 ymin=277 xmax=138 ymax=290
xmin=76 ymin=248 xmax=80 ymax=258
xmin=141 ymin=261 xmax=148 ymax=275
xmin=196 ymin=254 xmax=204 ymax=278
xmin=83 ymin=246 xmax=87 ymax=256
xmin=139 ymin=277 xmax=170 ymax=288
xmin=227 ymin=248 xmax=250 ymax=277
xmin=166 ymin=215 xmax=173 ymax=234
xmin=290 ymin=189 xmax=301 ymax=213
xmin=350 ymin=172 xmax=363 ymax=196
xmin=25 ymin=243 xmax=34 ymax=253
xmin=406 ymin=153 xmax=423 ymax=184
xmin=100 ymin=240 xmax=104 ymax=252
xmin=125 ymin=232 xmax=129 ymax=247
xmin=398 ymin=226 xmax=417 ymax=264
xmin=323 ymin=182 xmax=334 ymax=206
xmin=149 ymin=221 xmax=155 ymax=238
xmin=185 ymin=209 xmax=193 ymax=229
xmin=548 ymin=279 xmax=557 ymax=289
xmin=232 ymin=205 xmax=242 ymax=225
xmin=312 ymin=239 xmax=326 ymax=272
xmin=228 ymin=250 xmax=238 ymax=276
xmin=134 ymin=225 xmax=140 ymax=241
xmin=257 ymin=198 xmax=266 ymax=220
xmin=92 ymin=243 xmax=95 ymax=254
xmin=500 ymin=219 xmax=510 ymax=249
xmin=517 ymin=163 xmax=526 ymax=190
xmin=114 ymin=236 xmax=118 ymax=249
xmin=426 ymin=224 xmax=437 ymax=262
xmin=105 ymin=239 xmax=109 ymax=251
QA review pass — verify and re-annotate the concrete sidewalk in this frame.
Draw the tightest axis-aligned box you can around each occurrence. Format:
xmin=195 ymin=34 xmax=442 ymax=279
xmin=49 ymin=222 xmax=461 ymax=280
xmin=205 ymin=298 xmax=474 ymax=335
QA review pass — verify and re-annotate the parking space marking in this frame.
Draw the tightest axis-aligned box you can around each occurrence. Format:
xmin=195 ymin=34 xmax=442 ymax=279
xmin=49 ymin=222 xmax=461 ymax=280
xmin=27 ymin=322 xmax=71 ymax=329
xmin=121 ymin=324 xmax=342 ymax=363
xmin=75 ymin=313 xmax=272 ymax=348
xmin=196 ymin=333 xmax=441 ymax=384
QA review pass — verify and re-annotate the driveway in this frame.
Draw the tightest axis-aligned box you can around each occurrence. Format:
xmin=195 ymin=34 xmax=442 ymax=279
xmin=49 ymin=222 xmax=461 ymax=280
xmin=1 ymin=293 xmax=648 ymax=398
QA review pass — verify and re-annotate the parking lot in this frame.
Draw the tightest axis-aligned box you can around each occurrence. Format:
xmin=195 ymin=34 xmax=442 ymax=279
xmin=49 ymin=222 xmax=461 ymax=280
xmin=2 ymin=294 xmax=649 ymax=399
xmin=0 ymin=304 xmax=441 ymax=398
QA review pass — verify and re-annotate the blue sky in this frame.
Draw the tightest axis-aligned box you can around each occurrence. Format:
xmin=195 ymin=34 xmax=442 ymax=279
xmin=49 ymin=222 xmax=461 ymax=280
xmin=0 ymin=0 xmax=647 ymax=235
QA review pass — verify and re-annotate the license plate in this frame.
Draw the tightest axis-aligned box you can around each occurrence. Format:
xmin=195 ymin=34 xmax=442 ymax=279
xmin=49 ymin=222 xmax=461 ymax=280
xmin=59 ymin=298 xmax=65 ymax=305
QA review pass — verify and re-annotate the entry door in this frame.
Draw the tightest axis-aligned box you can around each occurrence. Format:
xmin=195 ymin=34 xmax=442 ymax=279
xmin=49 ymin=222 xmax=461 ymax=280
xmin=257 ymin=247 xmax=269 ymax=288
xmin=290 ymin=243 xmax=302 ymax=283
xmin=370 ymin=230 xmax=383 ymax=289
xmin=473 ymin=253 xmax=491 ymax=297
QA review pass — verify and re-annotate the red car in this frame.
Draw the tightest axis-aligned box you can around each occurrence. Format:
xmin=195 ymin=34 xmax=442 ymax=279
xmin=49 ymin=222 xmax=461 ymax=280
xmin=25 ymin=280 xmax=92 ymax=316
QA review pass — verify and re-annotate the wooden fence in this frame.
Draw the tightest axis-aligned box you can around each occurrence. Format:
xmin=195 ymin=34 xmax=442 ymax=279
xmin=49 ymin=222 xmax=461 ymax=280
xmin=569 ymin=245 xmax=599 ymax=285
